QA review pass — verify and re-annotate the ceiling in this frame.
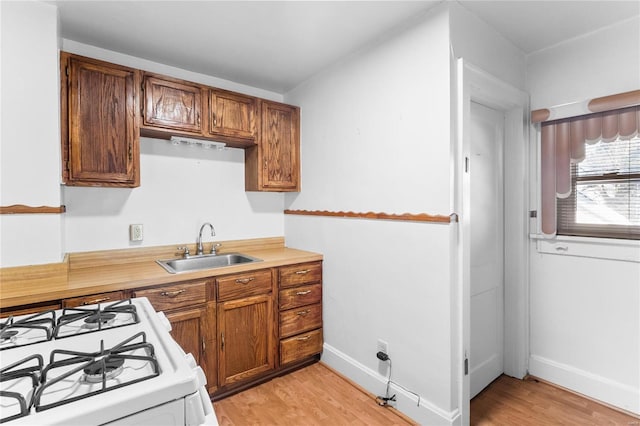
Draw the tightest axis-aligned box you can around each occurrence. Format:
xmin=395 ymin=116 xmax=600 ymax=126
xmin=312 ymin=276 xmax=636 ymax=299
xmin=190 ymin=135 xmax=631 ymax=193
xmin=49 ymin=1 xmax=639 ymax=93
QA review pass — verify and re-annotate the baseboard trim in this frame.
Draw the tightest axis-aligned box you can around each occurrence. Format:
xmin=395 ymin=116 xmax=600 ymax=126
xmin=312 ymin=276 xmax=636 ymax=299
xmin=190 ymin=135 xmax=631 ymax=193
xmin=321 ymin=343 xmax=460 ymax=425
xmin=529 ymin=354 xmax=640 ymax=415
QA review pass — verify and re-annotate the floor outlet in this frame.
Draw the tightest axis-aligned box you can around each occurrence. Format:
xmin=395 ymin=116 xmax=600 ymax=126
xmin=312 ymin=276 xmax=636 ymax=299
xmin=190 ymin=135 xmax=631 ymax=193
xmin=129 ymin=224 xmax=143 ymax=242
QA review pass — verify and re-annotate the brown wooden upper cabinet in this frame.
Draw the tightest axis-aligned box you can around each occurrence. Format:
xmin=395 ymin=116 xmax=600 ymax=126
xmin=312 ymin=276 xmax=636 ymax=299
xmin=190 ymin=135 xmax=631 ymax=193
xmin=208 ymin=89 xmax=257 ymax=141
xmin=245 ymin=100 xmax=300 ymax=192
xmin=60 ymin=53 xmax=140 ymax=187
xmin=142 ymin=73 xmax=203 ymax=134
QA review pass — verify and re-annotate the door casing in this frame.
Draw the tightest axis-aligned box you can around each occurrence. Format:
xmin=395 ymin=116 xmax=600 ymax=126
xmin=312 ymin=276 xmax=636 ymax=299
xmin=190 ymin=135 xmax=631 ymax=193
xmin=454 ymin=59 xmax=530 ymax=425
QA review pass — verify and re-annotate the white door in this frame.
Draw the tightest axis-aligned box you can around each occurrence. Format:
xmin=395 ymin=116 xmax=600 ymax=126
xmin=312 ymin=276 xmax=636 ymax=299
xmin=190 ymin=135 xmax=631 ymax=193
xmin=469 ymin=101 xmax=504 ymax=398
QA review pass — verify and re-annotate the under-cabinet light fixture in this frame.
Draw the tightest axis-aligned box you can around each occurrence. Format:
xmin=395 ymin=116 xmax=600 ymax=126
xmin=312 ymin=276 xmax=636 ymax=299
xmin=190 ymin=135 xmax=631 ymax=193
xmin=169 ymin=136 xmax=226 ymax=150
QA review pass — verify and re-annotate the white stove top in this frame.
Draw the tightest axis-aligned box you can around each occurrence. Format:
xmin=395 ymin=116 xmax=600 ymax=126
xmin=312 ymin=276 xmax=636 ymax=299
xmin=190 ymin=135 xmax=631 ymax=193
xmin=0 ymin=298 xmax=212 ymax=425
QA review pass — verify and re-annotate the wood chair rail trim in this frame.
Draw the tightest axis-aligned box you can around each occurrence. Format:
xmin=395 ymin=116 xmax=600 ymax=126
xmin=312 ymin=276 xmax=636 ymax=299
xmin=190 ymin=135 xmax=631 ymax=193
xmin=284 ymin=209 xmax=458 ymax=223
xmin=0 ymin=205 xmax=66 ymax=214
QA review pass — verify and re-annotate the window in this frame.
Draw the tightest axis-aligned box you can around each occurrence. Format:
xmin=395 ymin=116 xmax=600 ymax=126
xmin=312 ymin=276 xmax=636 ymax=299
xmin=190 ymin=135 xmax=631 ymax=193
xmin=557 ymin=136 xmax=640 ymax=239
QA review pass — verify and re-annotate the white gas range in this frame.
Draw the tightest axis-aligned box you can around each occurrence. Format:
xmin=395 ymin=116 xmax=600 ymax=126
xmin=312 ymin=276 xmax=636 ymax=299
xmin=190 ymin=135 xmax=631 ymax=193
xmin=0 ymin=297 xmax=218 ymax=425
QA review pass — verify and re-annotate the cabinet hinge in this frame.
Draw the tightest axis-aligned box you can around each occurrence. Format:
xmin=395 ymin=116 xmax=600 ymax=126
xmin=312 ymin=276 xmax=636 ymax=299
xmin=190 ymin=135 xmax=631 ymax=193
xmin=65 ymin=160 xmax=70 ymax=171
xmin=65 ymin=66 xmax=69 ymax=77
xmin=128 ymin=143 xmax=132 ymax=161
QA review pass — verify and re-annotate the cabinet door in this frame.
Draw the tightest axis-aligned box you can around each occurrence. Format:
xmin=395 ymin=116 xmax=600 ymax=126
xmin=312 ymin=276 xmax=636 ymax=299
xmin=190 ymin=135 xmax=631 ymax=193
xmin=65 ymin=54 xmax=139 ymax=187
xmin=259 ymin=101 xmax=300 ymax=191
xmin=165 ymin=304 xmax=217 ymax=393
xmin=217 ymin=294 xmax=274 ymax=387
xmin=209 ymin=89 xmax=256 ymax=141
xmin=143 ymin=75 xmax=202 ymax=133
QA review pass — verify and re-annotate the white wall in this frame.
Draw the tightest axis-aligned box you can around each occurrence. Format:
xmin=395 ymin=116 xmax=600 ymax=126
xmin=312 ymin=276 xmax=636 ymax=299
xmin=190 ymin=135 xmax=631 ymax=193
xmin=527 ymin=17 xmax=640 ymax=414
xmin=0 ymin=1 xmax=63 ymax=267
xmin=58 ymin=41 xmax=287 ymax=253
xmin=527 ymin=16 xmax=640 ymax=110
xmin=449 ymin=2 xmax=526 ymax=91
xmin=284 ymin=6 xmax=459 ymax=424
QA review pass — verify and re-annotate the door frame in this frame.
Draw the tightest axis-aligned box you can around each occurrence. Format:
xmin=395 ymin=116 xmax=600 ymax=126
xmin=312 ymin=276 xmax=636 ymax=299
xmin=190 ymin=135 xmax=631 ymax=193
xmin=454 ymin=59 xmax=530 ymax=425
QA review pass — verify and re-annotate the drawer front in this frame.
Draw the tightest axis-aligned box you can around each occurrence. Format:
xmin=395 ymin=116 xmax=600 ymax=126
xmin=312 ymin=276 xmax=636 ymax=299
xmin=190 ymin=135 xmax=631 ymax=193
xmin=279 ymin=303 xmax=322 ymax=338
xmin=217 ymin=269 xmax=272 ymax=302
xmin=279 ymin=262 xmax=322 ymax=288
xmin=279 ymin=284 xmax=321 ymax=310
xmin=62 ymin=291 xmax=125 ymax=308
xmin=134 ymin=281 xmax=206 ymax=311
xmin=280 ymin=328 xmax=323 ymax=365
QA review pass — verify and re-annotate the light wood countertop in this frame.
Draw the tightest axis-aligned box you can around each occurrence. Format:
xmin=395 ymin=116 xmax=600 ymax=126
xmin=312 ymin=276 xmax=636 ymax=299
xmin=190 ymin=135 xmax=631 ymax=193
xmin=0 ymin=238 xmax=322 ymax=309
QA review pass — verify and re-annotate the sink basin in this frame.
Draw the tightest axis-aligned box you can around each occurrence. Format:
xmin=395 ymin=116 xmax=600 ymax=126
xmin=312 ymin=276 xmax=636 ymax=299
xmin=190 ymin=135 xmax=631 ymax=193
xmin=156 ymin=253 xmax=262 ymax=274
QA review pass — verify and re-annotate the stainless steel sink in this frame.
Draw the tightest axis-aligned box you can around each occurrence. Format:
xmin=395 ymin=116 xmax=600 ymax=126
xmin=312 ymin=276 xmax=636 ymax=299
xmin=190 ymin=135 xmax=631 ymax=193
xmin=156 ymin=253 xmax=262 ymax=274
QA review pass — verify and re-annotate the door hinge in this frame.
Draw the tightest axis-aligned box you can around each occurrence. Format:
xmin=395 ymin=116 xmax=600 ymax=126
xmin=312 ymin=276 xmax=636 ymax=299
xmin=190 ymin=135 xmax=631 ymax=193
xmin=465 ymin=157 xmax=470 ymax=173
xmin=464 ymin=356 xmax=469 ymax=375
xmin=529 ymin=210 xmax=537 ymax=218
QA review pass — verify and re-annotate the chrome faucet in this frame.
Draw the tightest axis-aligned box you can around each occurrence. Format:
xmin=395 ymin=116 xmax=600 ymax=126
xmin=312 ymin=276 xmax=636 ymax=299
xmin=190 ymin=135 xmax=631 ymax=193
xmin=196 ymin=222 xmax=216 ymax=255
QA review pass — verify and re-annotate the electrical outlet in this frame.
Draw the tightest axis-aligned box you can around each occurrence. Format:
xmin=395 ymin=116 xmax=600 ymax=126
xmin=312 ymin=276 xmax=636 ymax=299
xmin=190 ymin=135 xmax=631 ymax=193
xmin=377 ymin=339 xmax=388 ymax=355
xmin=129 ymin=224 xmax=143 ymax=242
xmin=377 ymin=339 xmax=389 ymax=375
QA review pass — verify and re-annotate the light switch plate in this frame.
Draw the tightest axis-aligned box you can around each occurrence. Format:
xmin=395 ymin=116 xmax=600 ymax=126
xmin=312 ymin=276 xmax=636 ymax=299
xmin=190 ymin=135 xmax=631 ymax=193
xmin=129 ymin=224 xmax=143 ymax=241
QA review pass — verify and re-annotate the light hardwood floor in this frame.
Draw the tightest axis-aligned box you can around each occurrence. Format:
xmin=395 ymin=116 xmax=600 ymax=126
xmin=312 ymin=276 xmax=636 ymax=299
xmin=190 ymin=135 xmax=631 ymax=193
xmin=214 ymin=364 xmax=639 ymax=425
xmin=471 ymin=375 xmax=640 ymax=426
xmin=213 ymin=362 xmax=415 ymax=425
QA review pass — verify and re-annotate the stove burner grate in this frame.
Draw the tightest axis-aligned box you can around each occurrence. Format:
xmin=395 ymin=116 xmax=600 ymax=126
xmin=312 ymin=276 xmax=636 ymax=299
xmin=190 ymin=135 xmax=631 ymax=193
xmin=0 ymin=310 xmax=56 ymax=350
xmin=54 ymin=299 xmax=139 ymax=338
xmin=0 ymin=354 xmax=44 ymax=422
xmin=33 ymin=331 xmax=159 ymax=412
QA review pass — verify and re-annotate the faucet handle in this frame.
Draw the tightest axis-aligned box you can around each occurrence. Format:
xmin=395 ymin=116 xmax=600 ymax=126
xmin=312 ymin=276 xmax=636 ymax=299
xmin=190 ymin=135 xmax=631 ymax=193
xmin=210 ymin=243 xmax=222 ymax=255
xmin=177 ymin=246 xmax=191 ymax=258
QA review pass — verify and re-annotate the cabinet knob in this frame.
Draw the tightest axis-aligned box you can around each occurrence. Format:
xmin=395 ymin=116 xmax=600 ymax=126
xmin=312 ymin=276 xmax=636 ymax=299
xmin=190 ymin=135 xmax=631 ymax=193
xmin=296 ymin=290 xmax=311 ymax=296
xmin=235 ymin=277 xmax=255 ymax=285
xmin=296 ymin=335 xmax=311 ymax=341
xmin=296 ymin=309 xmax=310 ymax=316
xmin=295 ymin=269 xmax=310 ymax=275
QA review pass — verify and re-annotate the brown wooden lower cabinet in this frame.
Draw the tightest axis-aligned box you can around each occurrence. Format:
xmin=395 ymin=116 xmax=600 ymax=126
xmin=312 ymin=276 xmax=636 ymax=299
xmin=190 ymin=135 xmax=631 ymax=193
xmin=0 ymin=260 xmax=323 ymax=398
xmin=165 ymin=303 xmax=217 ymax=394
xmin=280 ymin=328 xmax=323 ymax=365
xmin=217 ymin=293 xmax=275 ymax=387
xmin=133 ymin=280 xmax=216 ymax=393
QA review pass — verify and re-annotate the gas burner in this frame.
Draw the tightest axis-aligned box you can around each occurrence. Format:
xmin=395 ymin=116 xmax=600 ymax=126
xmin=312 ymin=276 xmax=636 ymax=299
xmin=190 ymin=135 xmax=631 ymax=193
xmin=1 ymin=329 xmax=19 ymax=341
xmin=82 ymin=357 xmax=125 ymax=383
xmin=34 ymin=331 xmax=159 ymax=412
xmin=54 ymin=299 xmax=139 ymax=338
xmin=0 ymin=310 xmax=55 ymax=350
xmin=83 ymin=312 xmax=116 ymax=329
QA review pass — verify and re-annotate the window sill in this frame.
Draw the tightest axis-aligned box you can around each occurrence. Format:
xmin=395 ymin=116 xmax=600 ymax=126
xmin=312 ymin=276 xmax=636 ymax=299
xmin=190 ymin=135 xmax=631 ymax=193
xmin=529 ymin=234 xmax=640 ymax=263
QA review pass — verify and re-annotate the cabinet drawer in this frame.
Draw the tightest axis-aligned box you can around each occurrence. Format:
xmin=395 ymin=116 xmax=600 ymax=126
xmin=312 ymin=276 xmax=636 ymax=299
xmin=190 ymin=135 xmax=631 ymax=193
xmin=217 ymin=269 xmax=272 ymax=302
xmin=279 ymin=284 xmax=321 ymax=310
xmin=62 ymin=291 xmax=125 ymax=308
xmin=279 ymin=303 xmax=322 ymax=338
xmin=279 ymin=262 xmax=322 ymax=288
xmin=134 ymin=281 xmax=206 ymax=311
xmin=280 ymin=328 xmax=323 ymax=365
